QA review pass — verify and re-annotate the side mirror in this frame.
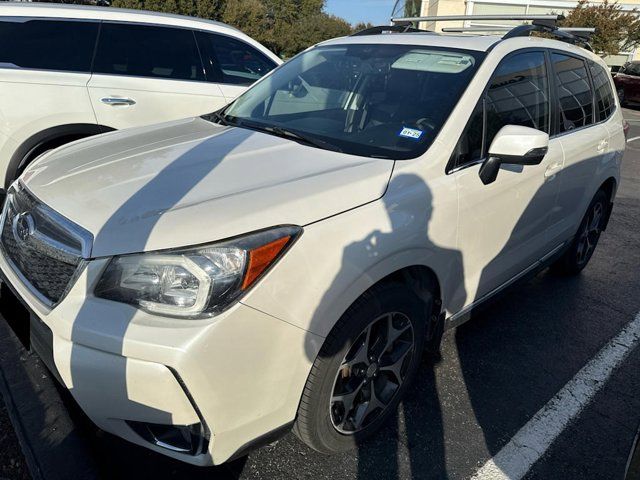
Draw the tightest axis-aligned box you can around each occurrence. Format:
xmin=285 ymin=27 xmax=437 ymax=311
xmin=479 ymin=125 xmax=549 ymax=185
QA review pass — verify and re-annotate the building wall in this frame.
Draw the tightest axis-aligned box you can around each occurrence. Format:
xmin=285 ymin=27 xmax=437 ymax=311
xmin=415 ymin=0 xmax=639 ymax=66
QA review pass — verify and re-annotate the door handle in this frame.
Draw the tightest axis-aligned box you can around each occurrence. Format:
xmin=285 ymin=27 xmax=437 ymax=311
xmin=100 ymin=97 xmax=136 ymax=106
xmin=544 ymin=161 xmax=563 ymax=180
xmin=596 ymin=139 xmax=609 ymax=152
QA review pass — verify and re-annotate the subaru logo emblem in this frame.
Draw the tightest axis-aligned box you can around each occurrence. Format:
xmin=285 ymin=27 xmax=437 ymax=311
xmin=12 ymin=212 xmax=35 ymax=246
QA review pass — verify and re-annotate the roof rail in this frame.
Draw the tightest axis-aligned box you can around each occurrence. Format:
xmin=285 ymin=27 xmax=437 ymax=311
xmin=503 ymin=19 xmax=594 ymax=51
xmin=391 ymin=14 xmax=563 ymax=24
xmin=351 ymin=24 xmax=431 ymax=36
xmin=386 ymin=14 xmax=595 ymax=51
xmin=442 ymin=26 xmax=594 ymax=33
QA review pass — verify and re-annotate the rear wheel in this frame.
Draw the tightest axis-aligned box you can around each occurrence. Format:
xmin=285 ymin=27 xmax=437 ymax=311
xmin=552 ymin=190 xmax=608 ymax=275
xmin=294 ymin=283 xmax=430 ymax=454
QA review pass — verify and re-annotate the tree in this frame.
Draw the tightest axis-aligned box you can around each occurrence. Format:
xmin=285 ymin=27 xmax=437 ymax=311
xmin=560 ymin=0 xmax=640 ymax=56
xmin=111 ymin=0 xmax=226 ymax=19
xmin=352 ymin=22 xmax=375 ymax=33
xmin=111 ymin=0 xmax=355 ymax=57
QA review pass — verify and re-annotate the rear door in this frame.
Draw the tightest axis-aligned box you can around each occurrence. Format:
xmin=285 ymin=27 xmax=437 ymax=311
xmin=547 ymin=52 xmax=609 ymax=246
xmin=0 ymin=17 xmax=98 ymax=151
xmin=87 ymin=22 xmax=227 ymax=130
xmin=195 ymin=31 xmax=278 ymax=103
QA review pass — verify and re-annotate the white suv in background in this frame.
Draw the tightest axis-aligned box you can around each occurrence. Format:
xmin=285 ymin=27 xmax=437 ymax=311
xmin=0 ymin=2 xmax=280 ymax=193
xmin=0 ymin=22 xmax=625 ymax=466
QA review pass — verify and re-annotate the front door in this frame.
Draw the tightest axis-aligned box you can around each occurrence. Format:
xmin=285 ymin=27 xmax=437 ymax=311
xmin=453 ymin=50 xmax=562 ymax=303
xmin=87 ymin=22 xmax=227 ymax=130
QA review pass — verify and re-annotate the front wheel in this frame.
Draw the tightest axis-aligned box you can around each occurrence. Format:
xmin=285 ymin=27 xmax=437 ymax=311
xmin=293 ymin=284 xmax=429 ymax=454
xmin=552 ymin=190 xmax=609 ymax=275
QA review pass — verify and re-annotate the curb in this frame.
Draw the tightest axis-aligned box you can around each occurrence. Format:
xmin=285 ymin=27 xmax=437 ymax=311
xmin=0 ymin=311 xmax=99 ymax=480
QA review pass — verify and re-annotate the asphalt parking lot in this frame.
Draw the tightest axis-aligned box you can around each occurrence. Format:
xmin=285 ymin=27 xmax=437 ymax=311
xmin=1 ymin=109 xmax=640 ymax=480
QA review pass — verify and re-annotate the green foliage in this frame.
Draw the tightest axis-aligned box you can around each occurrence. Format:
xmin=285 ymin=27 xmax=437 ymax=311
xmin=112 ymin=0 xmax=226 ymax=17
xmin=111 ymin=0 xmax=355 ymax=57
xmin=560 ymin=0 xmax=640 ymax=55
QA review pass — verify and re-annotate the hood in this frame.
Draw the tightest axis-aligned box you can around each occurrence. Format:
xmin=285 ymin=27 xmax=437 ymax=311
xmin=21 ymin=117 xmax=394 ymax=257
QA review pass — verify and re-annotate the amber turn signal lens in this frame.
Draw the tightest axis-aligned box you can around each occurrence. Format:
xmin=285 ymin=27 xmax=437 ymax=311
xmin=241 ymin=236 xmax=291 ymax=290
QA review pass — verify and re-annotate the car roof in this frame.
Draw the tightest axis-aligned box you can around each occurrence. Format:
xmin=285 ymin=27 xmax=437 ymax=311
xmin=319 ymin=33 xmax=504 ymax=52
xmin=0 ymin=1 xmax=239 ymax=33
xmin=318 ymin=31 xmax=602 ymax=61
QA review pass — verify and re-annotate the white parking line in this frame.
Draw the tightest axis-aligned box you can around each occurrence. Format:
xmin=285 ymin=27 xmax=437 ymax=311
xmin=627 ymin=136 xmax=640 ymax=143
xmin=472 ymin=313 xmax=640 ymax=480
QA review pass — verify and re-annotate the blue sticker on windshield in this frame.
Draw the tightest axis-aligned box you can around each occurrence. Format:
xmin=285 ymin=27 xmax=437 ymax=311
xmin=399 ymin=127 xmax=424 ymax=140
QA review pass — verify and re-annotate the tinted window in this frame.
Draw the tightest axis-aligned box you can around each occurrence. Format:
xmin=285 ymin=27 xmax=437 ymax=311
xmin=93 ymin=23 xmax=204 ymax=81
xmin=486 ymin=51 xmax=549 ymax=147
xmin=589 ymin=61 xmax=615 ymax=121
xmin=452 ymin=51 xmax=549 ymax=167
xmin=453 ymin=99 xmax=484 ymax=167
xmin=196 ymin=32 xmax=276 ymax=85
xmin=622 ymin=62 xmax=640 ymax=76
xmin=552 ymin=53 xmax=594 ymax=132
xmin=0 ymin=19 xmax=98 ymax=72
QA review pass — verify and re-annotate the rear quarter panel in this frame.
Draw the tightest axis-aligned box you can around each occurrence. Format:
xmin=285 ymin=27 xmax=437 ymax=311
xmin=0 ymin=69 xmax=97 ymax=178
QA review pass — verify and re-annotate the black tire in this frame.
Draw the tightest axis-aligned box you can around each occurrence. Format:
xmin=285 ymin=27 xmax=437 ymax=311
xmin=552 ymin=189 xmax=609 ymax=275
xmin=293 ymin=283 xmax=430 ymax=454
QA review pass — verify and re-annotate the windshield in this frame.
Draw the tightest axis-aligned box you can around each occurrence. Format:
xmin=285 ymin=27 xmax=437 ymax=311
xmin=221 ymin=44 xmax=484 ymax=159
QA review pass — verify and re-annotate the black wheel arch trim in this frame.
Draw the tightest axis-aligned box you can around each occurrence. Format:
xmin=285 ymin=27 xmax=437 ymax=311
xmin=5 ymin=123 xmax=116 ymax=189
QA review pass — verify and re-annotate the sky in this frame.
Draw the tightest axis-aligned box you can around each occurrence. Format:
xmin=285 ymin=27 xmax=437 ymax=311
xmin=325 ymin=0 xmax=397 ymax=26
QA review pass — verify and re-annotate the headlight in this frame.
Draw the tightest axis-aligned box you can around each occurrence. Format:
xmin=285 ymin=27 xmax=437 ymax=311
xmin=94 ymin=226 xmax=301 ymax=318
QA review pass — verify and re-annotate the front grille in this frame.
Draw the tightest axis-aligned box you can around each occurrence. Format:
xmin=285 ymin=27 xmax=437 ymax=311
xmin=0 ymin=184 xmax=91 ymax=305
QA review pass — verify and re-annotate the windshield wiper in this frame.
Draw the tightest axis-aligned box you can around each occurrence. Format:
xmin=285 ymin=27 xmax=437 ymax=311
xmin=203 ymin=110 xmax=236 ymax=126
xmin=240 ymin=121 xmax=344 ymax=153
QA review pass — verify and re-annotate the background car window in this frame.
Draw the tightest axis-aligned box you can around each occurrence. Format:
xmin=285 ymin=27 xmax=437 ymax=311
xmin=589 ymin=61 xmax=615 ymax=121
xmin=0 ymin=19 xmax=98 ymax=72
xmin=196 ymin=32 xmax=276 ymax=85
xmin=93 ymin=23 xmax=204 ymax=81
xmin=552 ymin=53 xmax=594 ymax=133
xmin=622 ymin=62 xmax=640 ymax=76
xmin=452 ymin=51 xmax=549 ymax=168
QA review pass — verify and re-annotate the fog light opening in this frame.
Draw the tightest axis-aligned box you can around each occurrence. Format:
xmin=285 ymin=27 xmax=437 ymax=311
xmin=127 ymin=420 xmax=207 ymax=455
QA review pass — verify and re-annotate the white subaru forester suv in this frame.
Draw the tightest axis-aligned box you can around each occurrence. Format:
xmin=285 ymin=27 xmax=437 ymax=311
xmin=0 ymin=20 xmax=625 ymax=466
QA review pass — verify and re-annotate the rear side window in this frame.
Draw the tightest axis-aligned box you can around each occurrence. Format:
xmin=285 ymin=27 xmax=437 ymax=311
xmin=0 ymin=19 xmax=98 ymax=72
xmin=552 ymin=53 xmax=594 ymax=133
xmin=196 ymin=32 xmax=276 ymax=86
xmin=589 ymin=61 xmax=616 ymax=121
xmin=93 ymin=23 xmax=205 ymax=81
xmin=452 ymin=51 xmax=549 ymax=168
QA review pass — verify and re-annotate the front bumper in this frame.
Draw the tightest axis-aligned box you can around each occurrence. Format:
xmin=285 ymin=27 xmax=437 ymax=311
xmin=0 ymin=254 xmax=322 ymax=465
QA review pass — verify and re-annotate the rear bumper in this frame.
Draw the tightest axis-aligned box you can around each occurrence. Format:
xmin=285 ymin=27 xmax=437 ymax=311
xmin=0 ymin=255 xmax=322 ymax=465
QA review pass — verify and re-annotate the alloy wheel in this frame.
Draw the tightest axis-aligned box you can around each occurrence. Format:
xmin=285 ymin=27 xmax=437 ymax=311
xmin=330 ymin=312 xmax=415 ymax=434
xmin=576 ymin=201 xmax=604 ymax=266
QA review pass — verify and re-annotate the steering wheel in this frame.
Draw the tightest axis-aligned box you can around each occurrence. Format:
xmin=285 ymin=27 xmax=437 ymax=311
xmin=415 ymin=117 xmax=436 ymax=132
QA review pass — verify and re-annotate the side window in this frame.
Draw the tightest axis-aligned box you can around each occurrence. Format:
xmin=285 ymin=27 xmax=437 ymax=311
xmin=589 ymin=61 xmax=616 ymax=121
xmin=485 ymin=51 xmax=550 ymax=148
xmin=626 ymin=63 xmax=640 ymax=76
xmin=196 ymin=32 xmax=276 ymax=86
xmin=552 ymin=53 xmax=594 ymax=133
xmin=93 ymin=23 xmax=205 ymax=82
xmin=0 ymin=19 xmax=98 ymax=72
xmin=452 ymin=51 xmax=549 ymax=168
